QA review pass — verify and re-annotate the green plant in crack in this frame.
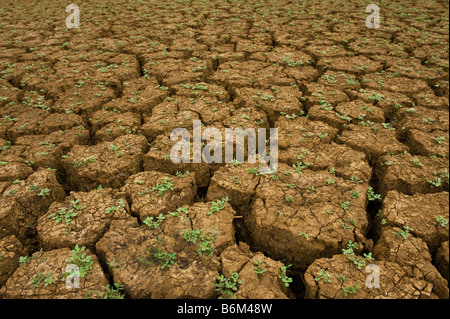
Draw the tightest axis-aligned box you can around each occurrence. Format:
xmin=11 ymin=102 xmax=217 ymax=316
xmin=232 ymin=158 xmax=241 ymax=166
xmin=109 ymin=143 xmax=123 ymax=157
xmin=175 ymin=170 xmax=190 ymax=178
xmin=285 ymin=195 xmax=294 ymax=203
xmin=337 ymin=275 xmax=346 ymax=283
xmin=4 ymin=188 xmax=18 ymax=196
xmin=168 ymin=206 xmax=190 ymax=219
xmin=279 ymin=264 xmax=293 ymax=287
xmin=48 ymin=199 xmax=86 ymax=226
xmin=349 ymin=190 xmax=359 ymax=199
xmin=48 ymin=207 xmax=77 ymax=226
xmin=297 ymin=231 xmax=313 ymax=240
xmin=367 ymin=186 xmax=381 ymax=201
xmin=19 ymin=255 xmax=31 ymax=265
xmin=215 ymin=270 xmax=241 ymax=299
xmin=72 ymin=156 xmax=96 ymax=168
xmin=292 ymin=160 xmax=310 ymax=174
xmin=152 ymin=177 xmax=174 ymax=197
xmin=341 ymin=200 xmax=350 ymax=211
xmin=247 ymin=167 xmax=261 ymax=175
xmin=350 ymin=176 xmax=364 ymax=184
xmin=428 ymin=177 xmax=442 ymax=188
xmin=410 ymin=158 xmax=423 ymax=167
xmin=107 ymin=260 xmax=122 ymax=269
xmin=340 ymin=219 xmax=351 ymax=230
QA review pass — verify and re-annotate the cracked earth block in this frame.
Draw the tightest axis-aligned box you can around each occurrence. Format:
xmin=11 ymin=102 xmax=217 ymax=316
xmin=95 ymin=202 xmax=237 ymax=298
xmin=37 ymin=188 xmax=131 ymax=250
xmin=121 ymin=170 xmax=197 ymax=220
xmin=0 ymin=248 xmax=109 ymax=299
xmin=376 ymin=191 xmax=449 ymax=253
xmin=304 ymin=255 xmax=448 ymax=299
xmin=62 ymin=134 xmax=148 ymax=191
xmin=208 ymin=163 xmax=371 ymax=271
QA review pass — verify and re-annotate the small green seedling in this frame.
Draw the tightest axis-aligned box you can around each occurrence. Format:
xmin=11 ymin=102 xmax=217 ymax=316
xmin=279 ymin=264 xmax=293 ymax=287
xmin=436 ymin=215 xmax=448 ymax=227
xmin=314 ymin=269 xmax=332 ymax=283
xmin=152 ymin=177 xmax=174 ymax=197
xmin=393 ymin=225 xmax=414 ymax=239
xmin=215 ymin=270 xmax=241 ymax=299
xmin=143 ymin=213 xmax=166 ymax=229
xmin=208 ymin=197 xmax=229 ymax=215
xmin=66 ymin=245 xmax=93 ymax=278
xmin=367 ymin=186 xmax=381 ymax=201
xmin=30 ymin=272 xmax=55 ymax=287
xmin=253 ymin=258 xmax=267 ymax=274
xmin=343 ymin=282 xmax=359 ymax=297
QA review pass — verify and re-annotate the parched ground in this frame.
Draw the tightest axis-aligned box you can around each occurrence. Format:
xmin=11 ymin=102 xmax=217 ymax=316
xmin=0 ymin=0 xmax=448 ymax=299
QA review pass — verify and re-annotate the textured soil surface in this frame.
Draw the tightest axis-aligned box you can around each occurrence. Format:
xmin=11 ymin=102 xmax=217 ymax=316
xmin=0 ymin=0 xmax=448 ymax=299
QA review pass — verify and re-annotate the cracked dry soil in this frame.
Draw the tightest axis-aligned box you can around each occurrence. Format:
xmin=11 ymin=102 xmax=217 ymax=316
xmin=0 ymin=0 xmax=448 ymax=299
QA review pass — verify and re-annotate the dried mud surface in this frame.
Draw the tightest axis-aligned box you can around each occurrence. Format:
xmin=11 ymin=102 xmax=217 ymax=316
xmin=0 ymin=0 xmax=448 ymax=299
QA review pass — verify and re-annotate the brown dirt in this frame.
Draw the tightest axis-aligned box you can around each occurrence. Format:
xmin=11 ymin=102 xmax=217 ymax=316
xmin=0 ymin=247 xmax=109 ymax=299
xmin=375 ymin=190 xmax=449 ymax=253
xmin=375 ymin=154 xmax=449 ymax=196
xmin=304 ymin=255 xmax=448 ymax=299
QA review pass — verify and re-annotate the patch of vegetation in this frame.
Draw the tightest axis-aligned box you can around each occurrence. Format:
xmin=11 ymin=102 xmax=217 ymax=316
xmin=65 ymin=245 xmax=94 ymax=278
xmin=143 ymin=213 xmax=166 ymax=229
xmin=253 ymin=258 xmax=267 ymax=274
xmin=367 ymin=186 xmax=381 ymax=201
xmin=208 ymin=197 xmax=229 ymax=215
xmin=182 ymin=229 xmax=216 ymax=257
xmin=137 ymin=239 xmax=176 ymax=269
xmin=279 ymin=264 xmax=293 ymax=287
xmin=152 ymin=177 xmax=174 ymax=197
xmin=30 ymin=272 xmax=55 ymax=287
xmin=105 ymin=198 xmax=125 ymax=214
xmin=215 ymin=270 xmax=241 ymax=299
xmin=393 ymin=225 xmax=413 ymax=239
xmin=343 ymin=282 xmax=359 ymax=297
xmin=92 ymin=283 xmax=125 ymax=299
xmin=342 ymin=241 xmax=374 ymax=270
xmin=314 ymin=269 xmax=332 ymax=283
xmin=436 ymin=215 xmax=448 ymax=227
